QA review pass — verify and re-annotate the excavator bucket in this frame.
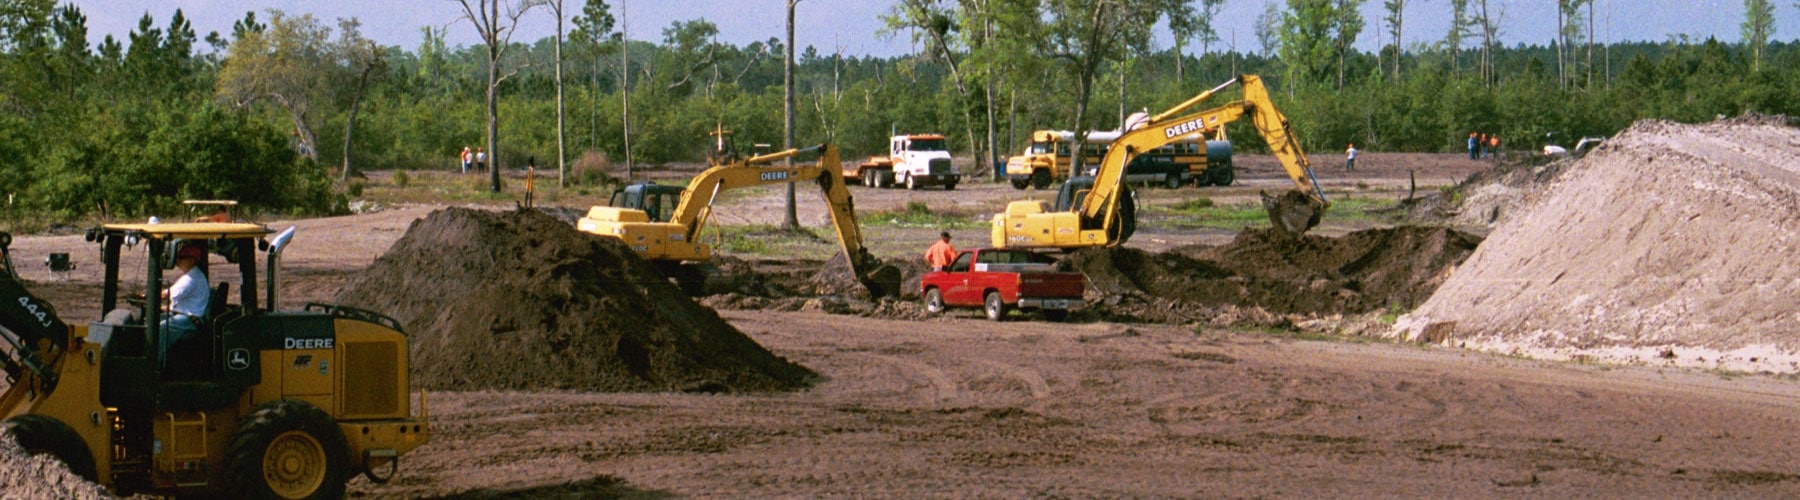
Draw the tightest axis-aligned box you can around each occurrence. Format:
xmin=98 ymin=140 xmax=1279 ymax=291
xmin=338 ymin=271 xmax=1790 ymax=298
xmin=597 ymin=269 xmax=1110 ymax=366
xmin=860 ymin=262 xmax=903 ymax=299
xmin=1261 ymin=190 xmax=1323 ymax=239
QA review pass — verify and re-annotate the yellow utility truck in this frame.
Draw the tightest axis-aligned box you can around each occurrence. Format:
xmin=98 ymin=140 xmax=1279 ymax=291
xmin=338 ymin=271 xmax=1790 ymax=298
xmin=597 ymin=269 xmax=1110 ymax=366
xmin=578 ymin=143 xmax=901 ymax=297
xmin=0 ymin=221 xmax=427 ymax=499
xmin=1004 ymin=129 xmax=1235 ymax=190
xmin=992 ymin=74 xmax=1329 ymax=250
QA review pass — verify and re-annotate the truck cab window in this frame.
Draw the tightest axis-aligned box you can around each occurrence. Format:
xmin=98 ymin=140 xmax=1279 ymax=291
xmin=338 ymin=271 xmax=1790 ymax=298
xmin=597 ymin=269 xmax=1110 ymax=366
xmin=949 ymin=253 xmax=972 ymax=273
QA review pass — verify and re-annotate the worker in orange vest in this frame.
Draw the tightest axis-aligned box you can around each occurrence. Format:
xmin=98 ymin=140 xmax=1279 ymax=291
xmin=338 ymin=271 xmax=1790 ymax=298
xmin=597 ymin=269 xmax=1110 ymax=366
xmin=925 ymin=231 xmax=957 ymax=272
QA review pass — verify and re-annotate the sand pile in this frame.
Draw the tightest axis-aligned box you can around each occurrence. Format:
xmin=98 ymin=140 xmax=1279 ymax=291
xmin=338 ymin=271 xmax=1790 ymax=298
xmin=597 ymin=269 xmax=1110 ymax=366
xmin=0 ymin=432 xmax=110 ymax=498
xmin=1401 ymin=118 xmax=1800 ymax=371
xmin=1067 ymin=226 xmax=1481 ymax=321
xmin=333 ymin=208 xmax=815 ymax=392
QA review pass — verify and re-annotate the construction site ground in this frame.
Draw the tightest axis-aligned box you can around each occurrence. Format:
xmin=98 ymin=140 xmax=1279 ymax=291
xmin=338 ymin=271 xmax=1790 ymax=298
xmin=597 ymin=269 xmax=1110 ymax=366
xmin=8 ymin=151 xmax=1800 ymax=497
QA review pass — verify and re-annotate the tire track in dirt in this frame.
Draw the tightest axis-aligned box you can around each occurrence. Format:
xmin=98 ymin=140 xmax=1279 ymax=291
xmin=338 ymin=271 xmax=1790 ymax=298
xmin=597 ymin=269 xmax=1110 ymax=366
xmin=853 ymin=352 xmax=960 ymax=405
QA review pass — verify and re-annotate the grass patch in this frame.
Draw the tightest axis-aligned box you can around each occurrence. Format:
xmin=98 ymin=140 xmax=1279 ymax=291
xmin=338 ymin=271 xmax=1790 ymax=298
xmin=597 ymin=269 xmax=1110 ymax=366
xmin=861 ymin=201 xmax=986 ymax=229
xmin=698 ymin=224 xmax=832 ymax=258
xmin=1377 ymin=304 xmax=1407 ymax=324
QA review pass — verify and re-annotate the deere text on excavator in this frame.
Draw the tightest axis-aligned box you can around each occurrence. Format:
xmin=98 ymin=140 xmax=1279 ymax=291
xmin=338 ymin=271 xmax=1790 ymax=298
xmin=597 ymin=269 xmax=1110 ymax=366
xmin=0 ymin=219 xmax=427 ymax=499
xmin=577 ymin=141 xmax=902 ymax=297
xmin=992 ymin=74 xmax=1329 ymax=250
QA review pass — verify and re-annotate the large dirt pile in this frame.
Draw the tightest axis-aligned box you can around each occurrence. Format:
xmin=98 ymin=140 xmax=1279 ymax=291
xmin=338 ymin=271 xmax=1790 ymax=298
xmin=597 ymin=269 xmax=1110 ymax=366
xmin=334 ymin=208 xmax=815 ymax=392
xmin=0 ymin=433 xmax=110 ymax=498
xmin=1066 ymin=226 xmax=1481 ymax=320
xmin=1402 ymin=118 xmax=1800 ymax=371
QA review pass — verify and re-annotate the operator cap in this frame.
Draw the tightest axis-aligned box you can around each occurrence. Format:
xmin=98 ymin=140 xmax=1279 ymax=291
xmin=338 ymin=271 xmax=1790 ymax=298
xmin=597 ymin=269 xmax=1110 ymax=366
xmin=176 ymin=243 xmax=205 ymax=260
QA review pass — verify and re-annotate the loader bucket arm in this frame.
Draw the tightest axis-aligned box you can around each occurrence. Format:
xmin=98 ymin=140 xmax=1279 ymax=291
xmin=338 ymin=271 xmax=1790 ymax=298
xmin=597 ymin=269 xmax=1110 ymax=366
xmin=0 ymin=231 xmax=68 ymax=392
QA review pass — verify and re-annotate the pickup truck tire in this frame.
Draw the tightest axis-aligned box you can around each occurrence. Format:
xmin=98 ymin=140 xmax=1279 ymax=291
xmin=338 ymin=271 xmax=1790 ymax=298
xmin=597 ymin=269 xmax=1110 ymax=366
xmin=944 ymin=182 xmax=957 ymax=191
xmin=1042 ymin=309 xmax=1069 ymax=322
xmin=984 ymin=291 xmax=1007 ymax=321
xmin=923 ymin=288 xmax=945 ymax=314
xmin=3 ymin=414 xmax=98 ymax=481
xmin=1164 ymin=174 xmax=1183 ymax=189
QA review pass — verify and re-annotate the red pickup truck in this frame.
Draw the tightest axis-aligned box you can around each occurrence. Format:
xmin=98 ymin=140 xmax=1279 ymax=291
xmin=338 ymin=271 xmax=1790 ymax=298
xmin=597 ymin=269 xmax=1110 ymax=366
xmin=921 ymin=248 xmax=1086 ymax=321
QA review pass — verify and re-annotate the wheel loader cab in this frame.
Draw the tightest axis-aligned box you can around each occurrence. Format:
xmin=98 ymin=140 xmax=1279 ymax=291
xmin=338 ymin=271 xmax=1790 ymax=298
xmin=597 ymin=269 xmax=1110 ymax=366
xmin=0 ymin=222 xmax=428 ymax=498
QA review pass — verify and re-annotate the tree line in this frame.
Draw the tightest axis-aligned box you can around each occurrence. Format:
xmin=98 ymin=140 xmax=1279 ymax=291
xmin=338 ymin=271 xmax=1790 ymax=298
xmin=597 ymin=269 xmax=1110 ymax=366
xmin=1 ymin=0 xmax=1797 ymax=221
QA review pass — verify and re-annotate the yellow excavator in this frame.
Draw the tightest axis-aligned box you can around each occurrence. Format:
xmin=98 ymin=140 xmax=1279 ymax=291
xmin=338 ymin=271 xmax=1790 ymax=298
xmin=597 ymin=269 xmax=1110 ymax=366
xmin=0 ymin=220 xmax=426 ymax=498
xmin=577 ymin=142 xmax=901 ymax=297
xmin=992 ymin=74 xmax=1329 ymax=249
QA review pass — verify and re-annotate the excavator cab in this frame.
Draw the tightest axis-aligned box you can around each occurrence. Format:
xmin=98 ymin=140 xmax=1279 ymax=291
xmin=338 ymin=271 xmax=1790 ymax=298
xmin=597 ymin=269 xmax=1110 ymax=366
xmin=0 ymin=221 xmax=427 ymax=498
xmin=608 ymin=183 xmax=684 ymax=223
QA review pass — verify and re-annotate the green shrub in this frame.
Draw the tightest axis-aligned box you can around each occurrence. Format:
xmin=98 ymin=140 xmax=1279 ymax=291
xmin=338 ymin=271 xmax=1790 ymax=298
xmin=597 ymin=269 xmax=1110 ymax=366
xmin=347 ymin=182 xmax=366 ymax=197
xmin=393 ymin=170 xmax=411 ymax=188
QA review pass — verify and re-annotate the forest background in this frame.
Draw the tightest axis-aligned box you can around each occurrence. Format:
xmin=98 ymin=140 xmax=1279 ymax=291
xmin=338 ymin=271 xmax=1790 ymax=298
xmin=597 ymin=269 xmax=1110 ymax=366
xmin=1 ymin=0 xmax=1796 ymax=221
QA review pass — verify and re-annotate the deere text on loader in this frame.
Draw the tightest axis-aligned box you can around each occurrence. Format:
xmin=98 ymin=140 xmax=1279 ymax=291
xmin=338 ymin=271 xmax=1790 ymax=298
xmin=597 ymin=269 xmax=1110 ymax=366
xmin=992 ymin=74 xmax=1329 ymax=250
xmin=0 ymin=219 xmax=426 ymax=499
xmin=577 ymin=142 xmax=902 ymax=297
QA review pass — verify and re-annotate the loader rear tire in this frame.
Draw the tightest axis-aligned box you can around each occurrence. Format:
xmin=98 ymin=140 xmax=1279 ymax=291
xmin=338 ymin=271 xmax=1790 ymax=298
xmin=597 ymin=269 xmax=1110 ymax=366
xmin=226 ymin=399 xmax=350 ymax=500
xmin=2 ymin=414 xmax=97 ymax=481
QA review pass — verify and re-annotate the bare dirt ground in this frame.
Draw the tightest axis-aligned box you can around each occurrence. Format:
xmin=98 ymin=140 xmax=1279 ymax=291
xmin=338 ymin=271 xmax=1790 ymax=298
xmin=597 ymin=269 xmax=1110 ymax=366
xmin=9 ymin=152 xmax=1800 ymax=497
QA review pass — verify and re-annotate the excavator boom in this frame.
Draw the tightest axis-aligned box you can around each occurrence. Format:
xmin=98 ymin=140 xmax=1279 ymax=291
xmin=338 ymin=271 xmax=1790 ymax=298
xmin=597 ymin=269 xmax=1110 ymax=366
xmin=579 ymin=144 xmax=900 ymax=298
xmin=992 ymin=74 xmax=1328 ymax=250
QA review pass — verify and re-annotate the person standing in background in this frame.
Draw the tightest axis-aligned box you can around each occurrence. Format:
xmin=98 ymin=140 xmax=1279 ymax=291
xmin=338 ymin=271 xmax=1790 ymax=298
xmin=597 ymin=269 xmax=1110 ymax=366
xmin=1344 ymin=143 xmax=1357 ymax=172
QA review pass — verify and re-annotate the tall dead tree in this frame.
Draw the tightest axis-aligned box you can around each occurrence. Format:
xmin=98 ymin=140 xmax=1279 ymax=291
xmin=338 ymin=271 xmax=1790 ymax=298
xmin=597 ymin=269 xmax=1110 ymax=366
xmin=454 ymin=0 xmax=540 ymax=192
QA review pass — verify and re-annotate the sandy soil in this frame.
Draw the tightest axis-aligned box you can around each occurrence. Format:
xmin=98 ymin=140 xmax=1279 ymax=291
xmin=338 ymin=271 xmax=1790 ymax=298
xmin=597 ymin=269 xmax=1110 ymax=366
xmin=8 ymin=153 xmax=1800 ymax=497
xmin=360 ymin=311 xmax=1800 ymax=497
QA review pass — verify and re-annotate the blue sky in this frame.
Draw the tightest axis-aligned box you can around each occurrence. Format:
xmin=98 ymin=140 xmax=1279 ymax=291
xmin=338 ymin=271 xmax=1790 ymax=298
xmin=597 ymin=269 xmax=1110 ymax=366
xmin=65 ymin=1 xmax=1800 ymax=57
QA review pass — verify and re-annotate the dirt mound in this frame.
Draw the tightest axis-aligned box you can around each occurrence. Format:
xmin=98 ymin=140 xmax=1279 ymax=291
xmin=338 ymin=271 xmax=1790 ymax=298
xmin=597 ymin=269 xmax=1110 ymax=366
xmin=1067 ymin=226 xmax=1480 ymax=317
xmin=0 ymin=433 xmax=110 ymax=498
xmin=333 ymin=208 xmax=815 ymax=392
xmin=1402 ymin=119 xmax=1800 ymax=371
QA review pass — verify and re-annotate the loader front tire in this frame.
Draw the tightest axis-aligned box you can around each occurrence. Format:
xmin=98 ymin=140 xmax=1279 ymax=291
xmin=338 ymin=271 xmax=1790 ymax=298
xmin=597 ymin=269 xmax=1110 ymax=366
xmin=3 ymin=414 xmax=97 ymax=481
xmin=226 ymin=399 xmax=350 ymax=500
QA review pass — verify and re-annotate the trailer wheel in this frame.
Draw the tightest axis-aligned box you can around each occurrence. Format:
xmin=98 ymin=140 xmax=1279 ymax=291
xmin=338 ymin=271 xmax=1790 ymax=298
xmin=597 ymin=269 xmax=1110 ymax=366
xmin=944 ymin=181 xmax=957 ymax=191
xmin=983 ymin=291 xmax=1008 ymax=321
xmin=923 ymin=288 xmax=945 ymax=315
xmin=2 ymin=414 xmax=98 ymax=481
xmin=226 ymin=399 xmax=350 ymax=500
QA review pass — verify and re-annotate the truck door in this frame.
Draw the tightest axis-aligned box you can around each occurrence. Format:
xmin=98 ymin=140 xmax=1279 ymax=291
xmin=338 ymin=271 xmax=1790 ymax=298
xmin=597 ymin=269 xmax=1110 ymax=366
xmin=944 ymin=252 xmax=975 ymax=304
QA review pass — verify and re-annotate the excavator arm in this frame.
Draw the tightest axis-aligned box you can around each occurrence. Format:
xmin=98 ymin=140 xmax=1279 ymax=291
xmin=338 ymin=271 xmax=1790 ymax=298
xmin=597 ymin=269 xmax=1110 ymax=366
xmin=628 ymin=144 xmax=900 ymax=297
xmin=1077 ymin=74 xmax=1327 ymax=240
xmin=0 ymin=231 xmax=69 ymax=392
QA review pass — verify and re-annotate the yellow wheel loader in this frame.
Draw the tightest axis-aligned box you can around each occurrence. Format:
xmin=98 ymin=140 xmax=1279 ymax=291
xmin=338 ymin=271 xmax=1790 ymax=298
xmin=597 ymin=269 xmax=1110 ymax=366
xmin=992 ymin=74 xmax=1330 ymax=250
xmin=0 ymin=221 xmax=426 ymax=499
xmin=577 ymin=143 xmax=901 ymax=297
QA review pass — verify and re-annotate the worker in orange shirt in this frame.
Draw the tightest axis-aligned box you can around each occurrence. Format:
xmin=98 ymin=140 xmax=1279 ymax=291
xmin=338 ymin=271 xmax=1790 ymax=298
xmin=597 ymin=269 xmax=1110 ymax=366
xmin=925 ymin=231 xmax=957 ymax=272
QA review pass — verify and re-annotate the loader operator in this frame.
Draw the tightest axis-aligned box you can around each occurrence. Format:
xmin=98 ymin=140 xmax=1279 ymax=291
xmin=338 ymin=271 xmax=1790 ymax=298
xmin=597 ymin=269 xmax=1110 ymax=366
xmin=158 ymin=243 xmax=209 ymax=369
xmin=925 ymin=231 xmax=957 ymax=272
